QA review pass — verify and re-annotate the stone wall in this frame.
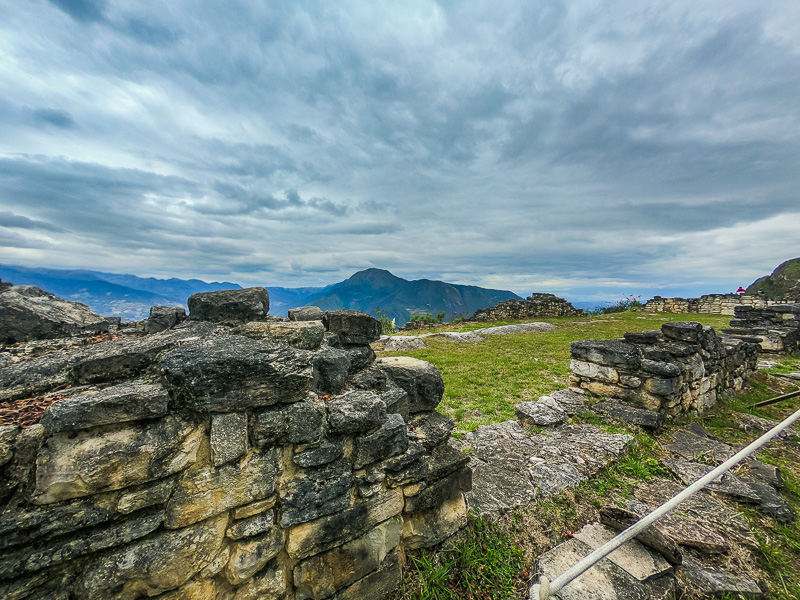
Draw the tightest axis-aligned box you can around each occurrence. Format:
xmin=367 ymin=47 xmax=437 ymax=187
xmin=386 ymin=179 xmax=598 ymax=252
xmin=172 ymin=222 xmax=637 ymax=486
xmin=470 ymin=293 xmax=583 ymax=322
xmin=641 ymin=294 xmax=800 ymax=316
xmin=569 ymin=322 xmax=760 ymax=416
xmin=0 ymin=292 xmax=470 ymax=600
xmin=723 ymin=304 xmax=800 ymax=353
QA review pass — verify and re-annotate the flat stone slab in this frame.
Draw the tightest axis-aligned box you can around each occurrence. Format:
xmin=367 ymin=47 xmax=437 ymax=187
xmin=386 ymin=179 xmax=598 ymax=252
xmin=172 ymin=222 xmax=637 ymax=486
xmin=423 ymin=331 xmax=484 ymax=343
xmin=380 ymin=337 xmax=428 ymax=352
xmin=661 ymin=459 xmax=761 ymax=503
xmin=473 ymin=322 xmax=556 ymax=336
xmin=593 ymin=402 xmax=664 ymax=430
xmin=633 ymin=479 xmax=757 ymax=548
xmin=731 ymin=412 xmax=798 ymax=439
xmin=626 ymin=500 xmax=729 ymax=554
xmin=572 ymin=523 xmax=672 ymax=582
xmin=664 ymin=431 xmax=736 ymax=463
xmin=546 ymin=388 xmax=589 ymax=415
xmin=532 ymin=538 xmax=650 ymax=600
xmin=460 ymin=421 xmax=632 ymax=514
xmin=598 ymin=506 xmax=682 ymax=565
xmin=515 ymin=401 xmax=566 ymax=427
xmin=681 ymin=557 xmax=763 ymax=599
xmin=741 ymin=478 xmax=795 ymax=523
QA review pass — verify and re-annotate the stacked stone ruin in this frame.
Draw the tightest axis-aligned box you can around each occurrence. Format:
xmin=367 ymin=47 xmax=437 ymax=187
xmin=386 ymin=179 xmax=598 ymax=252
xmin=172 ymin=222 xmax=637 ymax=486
xmin=641 ymin=294 xmax=800 ymax=315
xmin=469 ymin=293 xmax=583 ymax=322
xmin=723 ymin=304 xmax=800 ymax=353
xmin=569 ymin=322 xmax=760 ymax=416
xmin=0 ymin=288 xmax=470 ymax=600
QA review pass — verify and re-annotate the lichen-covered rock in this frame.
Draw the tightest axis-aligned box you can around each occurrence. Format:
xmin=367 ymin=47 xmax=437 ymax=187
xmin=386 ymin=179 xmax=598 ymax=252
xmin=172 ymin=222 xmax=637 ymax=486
xmin=224 ymin=528 xmax=284 ymax=585
xmin=33 ymin=415 xmax=203 ymax=504
xmin=144 ymin=305 xmax=186 ymax=334
xmin=165 ymin=448 xmax=280 ymax=528
xmin=289 ymin=306 xmax=325 ymax=321
xmin=326 ymin=391 xmax=386 ymax=434
xmin=161 ymin=335 xmax=313 ymax=411
xmin=354 ymin=414 xmax=409 ymax=469
xmin=0 ymin=285 xmax=108 ymax=344
xmin=251 ymin=398 xmax=325 ymax=447
xmin=313 ymin=347 xmax=351 ymax=394
xmin=187 ymin=287 xmax=269 ymax=321
xmin=40 ymin=380 xmax=170 ymax=434
xmin=210 ymin=412 xmax=248 ymax=466
xmin=234 ymin=320 xmax=325 ymax=350
xmin=323 ymin=310 xmax=381 ymax=346
xmin=280 ymin=460 xmax=353 ymax=527
xmin=78 ymin=513 xmax=228 ymax=600
xmin=402 ymin=494 xmax=467 ymax=549
xmin=377 ymin=356 xmax=444 ymax=413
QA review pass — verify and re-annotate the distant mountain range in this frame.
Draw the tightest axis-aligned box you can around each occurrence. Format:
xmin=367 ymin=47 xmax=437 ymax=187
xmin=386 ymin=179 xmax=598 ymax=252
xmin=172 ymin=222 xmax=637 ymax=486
xmin=0 ymin=264 xmax=521 ymax=324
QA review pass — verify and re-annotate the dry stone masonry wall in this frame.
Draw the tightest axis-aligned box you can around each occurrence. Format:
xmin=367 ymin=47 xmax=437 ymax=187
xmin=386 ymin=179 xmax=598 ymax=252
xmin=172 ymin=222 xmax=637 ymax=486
xmin=723 ymin=304 xmax=800 ymax=353
xmin=469 ymin=293 xmax=583 ymax=322
xmin=569 ymin=322 xmax=760 ymax=416
xmin=0 ymin=289 xmax=470 ymax=600
xmin=641 ymin=294 xmax=800 ymax=315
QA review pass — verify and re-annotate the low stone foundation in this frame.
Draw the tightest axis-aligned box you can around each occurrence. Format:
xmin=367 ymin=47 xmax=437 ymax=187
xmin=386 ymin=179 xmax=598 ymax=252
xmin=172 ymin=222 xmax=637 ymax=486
xmin=470 ymin=293 xmax=583 ymax=322
xmin=569 ymin=322 xmax=760 ymax=415
xmin=0 ymin=291 xmax=469 ymax=600
xmin=641 ymin=294 xmax=800 ymax=316
xmin=723 ymin=304 xmax=800 ymax=353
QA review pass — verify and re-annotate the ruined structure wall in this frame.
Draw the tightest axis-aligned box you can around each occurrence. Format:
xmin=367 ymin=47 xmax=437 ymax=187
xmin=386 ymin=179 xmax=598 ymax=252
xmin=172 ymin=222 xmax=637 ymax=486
xmin=0 ymin=299 xmax=470 ymax=600
xmin=470 ymin=293 xmax=583 ymax=322
xmin=569 ymin=322 xmax=760 ymax=416
xmin=641 ymin=294 xmax=800 ymax=315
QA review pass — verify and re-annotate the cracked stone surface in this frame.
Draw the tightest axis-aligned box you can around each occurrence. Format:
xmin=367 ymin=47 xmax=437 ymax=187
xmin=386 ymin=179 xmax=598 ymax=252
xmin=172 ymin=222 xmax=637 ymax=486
xmin=457 ymin=420 xmax=632 ymax=514
xmin=661 ymin=459 xmax=761 ymax=502
xmin=664 ymin=430 xmax=737 ymax=463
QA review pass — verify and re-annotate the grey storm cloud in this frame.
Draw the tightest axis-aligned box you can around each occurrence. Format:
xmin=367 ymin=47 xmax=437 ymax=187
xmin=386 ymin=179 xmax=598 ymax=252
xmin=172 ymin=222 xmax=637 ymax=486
xmin=1 ymin=0 xmax=799 ymax=296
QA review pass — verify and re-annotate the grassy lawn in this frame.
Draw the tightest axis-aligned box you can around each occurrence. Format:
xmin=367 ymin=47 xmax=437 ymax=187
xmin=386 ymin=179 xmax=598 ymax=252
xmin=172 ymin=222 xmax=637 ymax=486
xmin=381 ymin=311 xmax=732 ymax=432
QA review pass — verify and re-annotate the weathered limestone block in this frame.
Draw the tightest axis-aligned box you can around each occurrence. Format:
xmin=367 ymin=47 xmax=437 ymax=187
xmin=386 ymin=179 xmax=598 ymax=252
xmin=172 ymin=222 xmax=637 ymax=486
xmin=289 ymin=305 xmax=325 ymax=321
xmin=570 ymin=340 xmax=641 ymax=368
xmin=661 ymin=321 xmax=703 ymax=344
xmin=280 ymin=460 xmax=353 ymax=527
xmin=251 ymin=398 xmax=325 ymax=447
xmin=0 ymin=284 xmax=108 ymax=343
xmin=593 ymin=402 xmax=664 ymax=430
xmin=40 ymin=380 xmax=170 ymax=434
xmin=78 ymin=513 xmax=228 ymax=600
xmin=293 ymin=516 xmax=402 ymax=600
xmin=117 ymin=477 xmax=177 ymax=514
xmin=515 ymin=401 xmax=566 ymax=426
xmin=643 ymin=377 xmax=681 ymax=396
xmin=404 ymin=467 xmax=472 ymax=513
xmin=407 ymin=411 xmax=455 ymax=450
xmin=354 ymin=413 xmax=409 ymax=469
xmin=211 ymin=412 xmax=248 ymax=466
xmin=640 ymin=359 xmax=681 ymax=378
xmin=227 ymin=510 xmax=274 ymax=539
xmin=382 ymin=387 xmax=410 ymax=421
xmin=234 ymin=320 xmax=324 ymax=350
xmin=326 ymin=390 xmax=386 ymax=434
xmin=402 ymin=494 xmax=467 ymax=550
xmin=225 ymin=528 xmax=284 ymax=585
xmin=287 ymin=487 xmax=404 ymax=559
xmin=344 ymin=345 xmax=376 ymax=371
xmin=293 ymin=440 xmax=344 ymax=468
xmin=165 ymin=448 xmax=280 ymax=528
xmin=156 ymin=578 xmax=221 ymax=600
xmin=144 ymin=305 xmax=186 ymax=334
xmin=234 ymin=496 xmax=277 ymax=520
xmin=187 ymin=287 xmax=269 ymax=321
xmin=33 ymin=415 xmax=203 ymax=504
xmin=334 ymin=551 xmax=403 ymax=600
xmin=570 ymin=359 xmax=619 ymax=383
xmin=231 ymin=563 xmax=286 ymax=600
xmin=0 ymin=425 xmax=18 ymax=467
xmin=160 ymin=335 xmax=313 ymax=411
xmin=312 ymin=347 xmax=351 ymax=394
xmin=323 ymin=309 xmax=382 ymax=346
xmin=377 ymin=356 xmax=444 ymax=413
xmin=0 ymin=511 xmax=164 ymax=579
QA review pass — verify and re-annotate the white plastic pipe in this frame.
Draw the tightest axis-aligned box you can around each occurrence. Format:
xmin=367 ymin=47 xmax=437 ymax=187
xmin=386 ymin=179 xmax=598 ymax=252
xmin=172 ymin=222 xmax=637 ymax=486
xmin=530 ymin=406 xmax=800 ymax=600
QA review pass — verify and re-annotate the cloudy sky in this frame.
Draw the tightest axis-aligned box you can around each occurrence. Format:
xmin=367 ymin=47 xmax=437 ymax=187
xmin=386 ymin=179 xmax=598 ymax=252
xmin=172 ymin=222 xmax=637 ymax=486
xmin=1 ymin=0 xmax=799 ymax=301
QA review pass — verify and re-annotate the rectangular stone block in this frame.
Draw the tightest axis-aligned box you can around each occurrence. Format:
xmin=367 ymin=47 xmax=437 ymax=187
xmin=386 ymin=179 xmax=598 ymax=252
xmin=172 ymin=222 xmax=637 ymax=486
xmin=287 ymin=487 xmax=404 ymax=559
xmin=211 ymin=412 xmax=248 ymax=466
xmin=166 ymin=448 xmax=280 ymax=528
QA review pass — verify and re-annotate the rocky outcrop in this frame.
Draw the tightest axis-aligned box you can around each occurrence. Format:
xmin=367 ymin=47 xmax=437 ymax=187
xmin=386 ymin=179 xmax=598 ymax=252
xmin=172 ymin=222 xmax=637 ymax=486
xmin=0 ymin=284 xmax=109 ymax=344
xmin=0 ymin=293 xmax=468 ymax=600
xmin=470 ymin=293 xmax=583 ymax=322
xmin=569 ymin=322 xmax=760 ymax=415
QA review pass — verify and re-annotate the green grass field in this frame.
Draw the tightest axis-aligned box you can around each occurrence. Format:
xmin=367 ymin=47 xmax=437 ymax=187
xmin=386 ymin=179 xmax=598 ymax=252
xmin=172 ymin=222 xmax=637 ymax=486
xmin=383 ymin=311 xmax=732 ymax=432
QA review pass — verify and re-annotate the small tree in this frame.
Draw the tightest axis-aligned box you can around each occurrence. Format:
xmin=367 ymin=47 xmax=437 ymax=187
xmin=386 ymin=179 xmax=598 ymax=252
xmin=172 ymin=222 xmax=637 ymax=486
xmin=374 ymin=307 xmax=395 ymax=334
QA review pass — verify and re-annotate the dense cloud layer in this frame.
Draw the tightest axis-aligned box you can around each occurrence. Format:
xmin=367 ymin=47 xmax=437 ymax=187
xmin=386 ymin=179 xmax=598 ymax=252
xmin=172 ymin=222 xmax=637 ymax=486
xmin=1 ymin=1 xmax=798 ymax=299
